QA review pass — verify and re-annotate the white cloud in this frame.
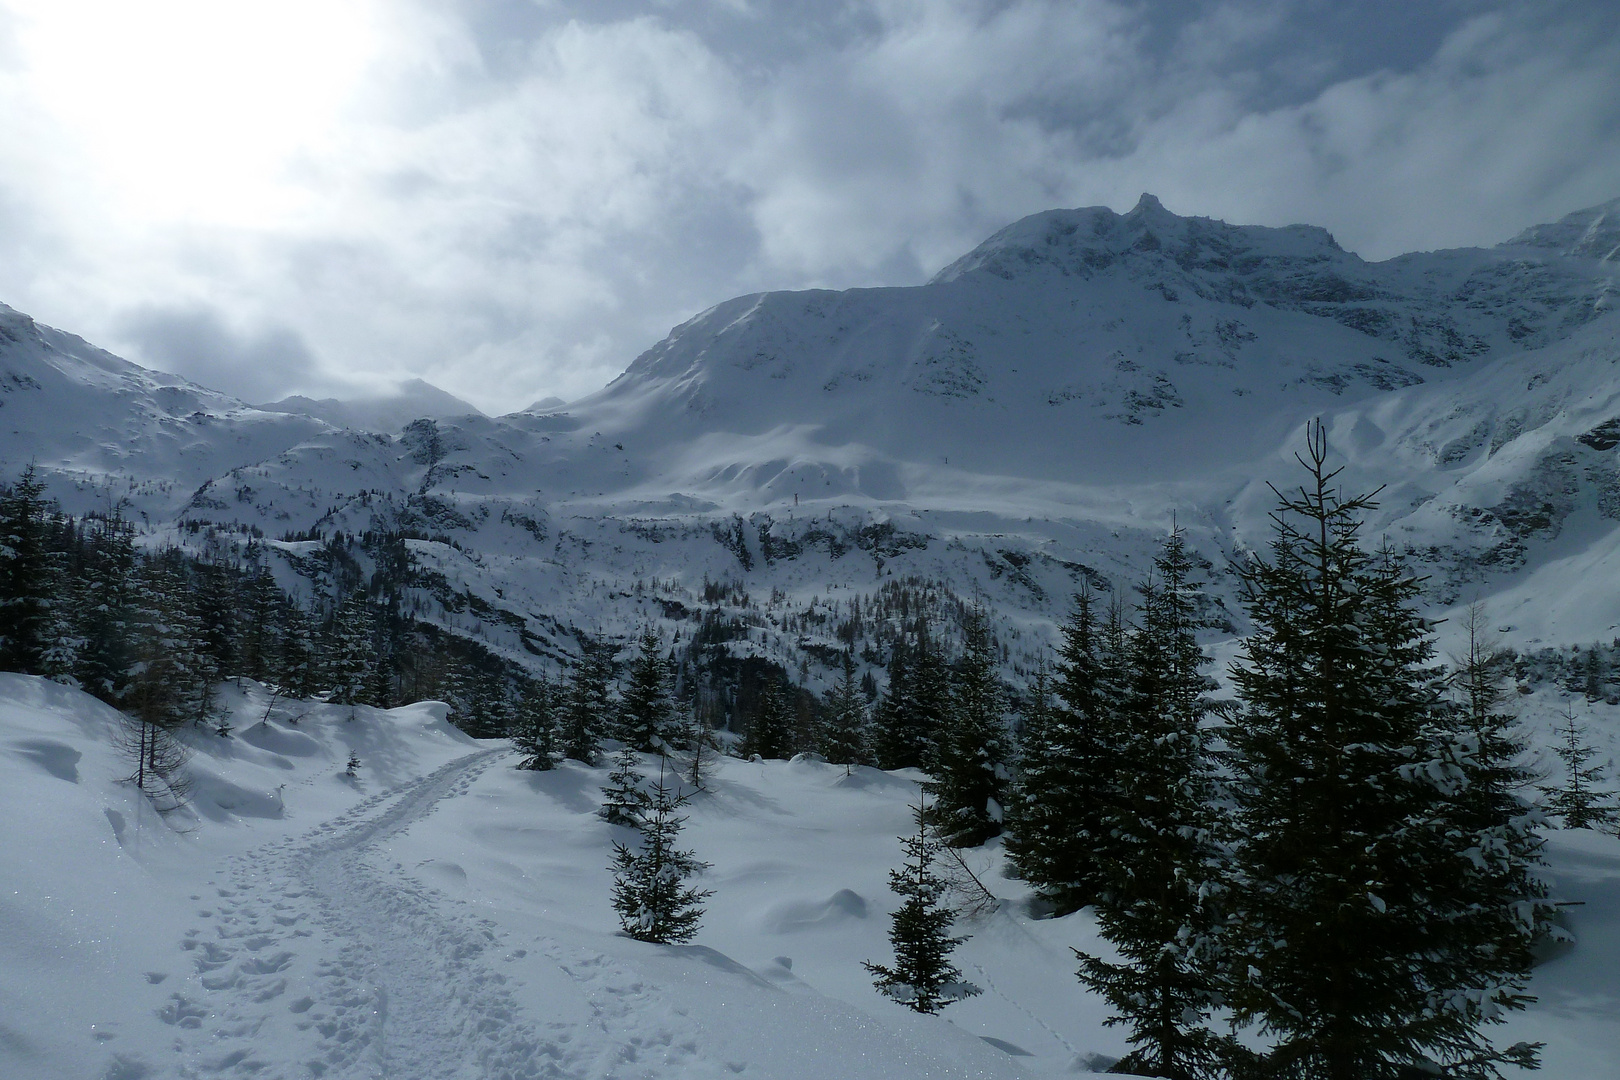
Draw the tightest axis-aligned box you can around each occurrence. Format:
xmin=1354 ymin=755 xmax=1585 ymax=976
xmin=0 ymin=0 xmax=1614 ymax=412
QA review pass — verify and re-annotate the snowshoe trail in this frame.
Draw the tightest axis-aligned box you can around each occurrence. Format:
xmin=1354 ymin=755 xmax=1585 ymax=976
xmin=159 ymin=748 xmax=576 ymax=1080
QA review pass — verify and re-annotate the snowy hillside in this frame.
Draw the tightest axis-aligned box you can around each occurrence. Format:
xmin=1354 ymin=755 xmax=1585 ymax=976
xmin=1 ymin=196 xmax=1618 ymax=674
xmin=0 ymin=303 xmax=330 ymax=525
xmin=4 ymin=673 xmax=1620 ymax=1080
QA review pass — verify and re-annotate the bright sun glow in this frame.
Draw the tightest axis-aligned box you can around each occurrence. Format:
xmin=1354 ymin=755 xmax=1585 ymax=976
xmin=9 ymin=0 xmax=382 ymax=226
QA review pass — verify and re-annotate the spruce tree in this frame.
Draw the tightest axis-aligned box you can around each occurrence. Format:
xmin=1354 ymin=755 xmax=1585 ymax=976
xmin=1004 ymin=586 xmax=1119 ymax=914
xmin=193 ymin=562 xmax=236 ymax=684
xmin=819 ymin=649 xmax=869 ymax=772
xmin=512 ymin=676 xmax=559 ymax=770
xmin=873 ymin=624 xmax=951 ymax=770
xmin=864 ymin=800 xmax=982 ymax=1014
xmin=619 ymin=627 xmax=678 ymax=752
xmin=1427 ymin=604 xmax=1554 ymax=1066
xmin=561 ymin=637 xmax=614 ymax=764
xmin=742 ymin=676 xmax=793 ymax=760
xmin=125 ymin=557 xmax=211 ymax=730
xmin=683 ymin=704 xmax=719 ymax=789
xmin=1075 ymin=530 xmax=1231 ymax=1080
xmin=0 ymin=466 xmax=55 ymax=674
xmin=327 ymin=591 xmax=375 ymax=712
xmin=1225 ymin=422 xmax=1544 ymax=1080
xmin=1543 ymin=708 xmax=1618 ymax=830
xmin=928 ymin=606 xmax=1011 ymax=847
xmin=600 ymin=744 xmax=652 ymax=828
xmin=71 ymin=513 xmax=137 ymax=705
xmin=238 ymin=562 xmax=282 ymax=683
xmin=609 ymin=768 xmax=712 ymax=943
xmin=277 ymin=603 xmax=321 ymax=700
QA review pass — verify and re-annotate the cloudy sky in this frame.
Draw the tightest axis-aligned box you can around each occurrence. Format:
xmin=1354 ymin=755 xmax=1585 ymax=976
xmin=1 ymin=0 xmax=1617 ymax=413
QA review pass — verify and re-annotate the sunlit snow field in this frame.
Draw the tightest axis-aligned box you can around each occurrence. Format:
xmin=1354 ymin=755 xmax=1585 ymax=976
xmin=3 ymin=672 xmax=1618 ymax=1080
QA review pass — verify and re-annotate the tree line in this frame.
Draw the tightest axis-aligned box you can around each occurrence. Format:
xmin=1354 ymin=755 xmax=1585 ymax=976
xmin=992 ymin=427 xmax=1556 ymax=1079
xmin=842 ymin=427 xmax=1583 ymax=1079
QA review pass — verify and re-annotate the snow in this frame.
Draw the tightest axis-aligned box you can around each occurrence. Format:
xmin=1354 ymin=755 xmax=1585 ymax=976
xmin=5 ymin=197 xmax=1620 ymax=1075
xmin=5 ymin=673 xmax=1620 ymax=1078
xmin=4 ymin=198 xmax=1620 ymax=677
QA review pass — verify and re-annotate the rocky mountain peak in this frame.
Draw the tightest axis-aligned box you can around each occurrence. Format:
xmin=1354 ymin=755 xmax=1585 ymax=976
xmin=1505 ymin=197 xmax=1620 ymax=261
xmin=929 ymin=194 xmax=1350 ymax=290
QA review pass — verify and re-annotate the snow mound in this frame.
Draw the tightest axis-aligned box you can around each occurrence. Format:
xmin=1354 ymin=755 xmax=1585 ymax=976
xmin=759 ymin=888 xmax=871 ymax=933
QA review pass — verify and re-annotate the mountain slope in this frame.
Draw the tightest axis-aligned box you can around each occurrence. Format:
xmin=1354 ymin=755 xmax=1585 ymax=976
xmin=0 ymin=302 xmax=331 ymax=522
xmin=1 ymin=196 xmax=1618 ymax=669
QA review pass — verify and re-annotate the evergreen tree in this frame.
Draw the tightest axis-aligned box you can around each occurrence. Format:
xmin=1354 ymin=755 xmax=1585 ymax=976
xmin=609 ymin=768 xmax=712 ymax=943
xmin=864 ymin=800 xmax=982 ymax=1014
xmin=1075 ymin=531 xmax=1230 ymax=1080
xmin=1225 ymin=422 xmax=1544 ymax=1080
xmin=125 ymin=557 xmax=211 ymax=730
xmin=277 ymin=602 xmax=321 ymax=700
xmin=601 ymin=744 xmax=652 ymax=828
xmin=512 ymin=676 xmax=559 ymax=770
xmin=1004 ymin=587 xmax=1120 ymax=914
xmin=619 ymin=627 xmax=678 ymax=751
xmin=819 ymin=649 xmax=869 ymax=772
xmin=0 ymin=466 xmax=55 ymax=673
xmin=928 ymin=606 xmax=1011 ymax=847
xmin=683 ymin=704 xmax=719 ymax=789
xmin=345 ymin=751 xmax=361 ymax=778
xmin=238 ymin=561 xmax=282 ymax=683
xmin=1543 ymin=708 xmax=1618 ymax=830
xmin=561 ymin=637 xmax=615 ymax=764
xmin=1428 ymin=603 xmax=1555 ymax=1062
xmin=742 ymin=676 xmax=793 ymax=759
xmin=193 ymin=562 xmax=236 ymax=684
xmin=327 ymin=591 xmax=376 ymax=712
xmin=873 ymin=624 xmax=951 ymax=770
xmin=71 ymin=514 xmax=137 ymax=705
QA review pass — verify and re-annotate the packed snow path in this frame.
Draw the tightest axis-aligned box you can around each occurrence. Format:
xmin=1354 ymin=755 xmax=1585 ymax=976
xmin=159 ymin=748 xmax=750 ymax=1080
xmin=162 ymin=748 xmax=566 ymax=1079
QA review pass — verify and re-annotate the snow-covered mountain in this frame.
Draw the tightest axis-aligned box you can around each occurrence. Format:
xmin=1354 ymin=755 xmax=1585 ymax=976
xmin=3 ymin=196 xmax=1619 ymax=667
xmin=255 ymin=379 xmax=483 ymax=433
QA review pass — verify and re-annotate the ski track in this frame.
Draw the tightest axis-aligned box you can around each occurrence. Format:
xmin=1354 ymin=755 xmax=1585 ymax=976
xmin=154 ymin=748 xmax=734 ymax=1080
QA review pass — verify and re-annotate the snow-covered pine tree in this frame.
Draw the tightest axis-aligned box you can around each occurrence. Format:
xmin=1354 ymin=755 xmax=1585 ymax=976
xmin=864 ymin=800 xmax=982 ymax=1014
xmin=1423 ymin=602 xmax=1554 ymax=1063
xmin=512 ymin=676 xmax=559 ymax=770
xmin=327 ymin=591 xmax=375 ymax=713
xmin=1004 ymin=586 xmax=1119 ymax=914
xmin=118 ymin=556 xmax=202 ymax=809
xmin=561 ymin=637 xmax=615 ymax=764
xmin=237 ymin=560 xmax=282 ymax=684
xmin=277 ymin=602 xmax=322 ymax=701
xmin=928 ymin=606 xmax=1011 ymax=847
xmin=70 ymin=513 xmax=137 ymax=705
xmin=819 ymin=649 xmax=869 ymax=773
xmin=1225 ymin=421 xmax=1544 ymax=1079
xmin=125 ymin=556 xmax=211 ymax=730
xmin=0 ymin=465 xmax=56 ymax=674
xmin=683 ymin=704 xmax=719 ymax=789
xmin=1543 ymin=707 xmax=1618 ymax=830
xmin=873 ymin=623 xmax=951 ymax=770
xmin=345 ymin=752 xmax=361 ymax=778
xmin=609 ymin=767 xmax=712 ymax=943
xmin=619 ymin=627 xmax=678 ymax=752
xmin=1075 ymin=529 xmax=1231 ymax=1080
xmin=600 ymin=744 xmax=652 ymax=828
xmin=192 ymin=562 xmax=236 ymax=685
xmin=742 ymin=676 xmax=793 ymax=760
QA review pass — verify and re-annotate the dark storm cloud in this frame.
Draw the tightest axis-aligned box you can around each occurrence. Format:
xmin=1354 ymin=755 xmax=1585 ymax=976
xmin=115 ymin=306 xmax=320 ymax=405
xmin=0 ymin=0 xmax=1616 ymax=413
